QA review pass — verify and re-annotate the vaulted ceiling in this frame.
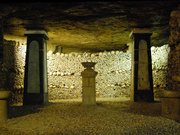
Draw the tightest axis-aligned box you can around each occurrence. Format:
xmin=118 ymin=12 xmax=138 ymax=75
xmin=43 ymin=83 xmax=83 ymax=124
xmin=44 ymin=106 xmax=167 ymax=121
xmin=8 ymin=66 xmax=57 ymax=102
xmin=0 ymin=1 xmax=178 ymax=52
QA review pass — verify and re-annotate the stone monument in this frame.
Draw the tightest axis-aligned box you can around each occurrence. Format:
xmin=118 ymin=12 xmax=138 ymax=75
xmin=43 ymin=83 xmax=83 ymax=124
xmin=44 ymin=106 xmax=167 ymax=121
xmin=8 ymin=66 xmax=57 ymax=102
xmin=130 ymin=29 xmax=154 ymax=102
xmin=23 ymin=30 xmax=48 ymax=105
xmin=81 ymin=62 xmax=97 ymax=105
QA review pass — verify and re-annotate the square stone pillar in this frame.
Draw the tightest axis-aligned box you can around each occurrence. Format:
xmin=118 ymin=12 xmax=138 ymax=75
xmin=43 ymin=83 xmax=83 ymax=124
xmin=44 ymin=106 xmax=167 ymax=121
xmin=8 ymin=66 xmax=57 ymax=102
xmin=130 ymin=29 xmax=154 ymax=102
xmin=81 ymin=62 xmax=97 ymax=105
xmin=23 ymin=30 xmax=48 ymax=105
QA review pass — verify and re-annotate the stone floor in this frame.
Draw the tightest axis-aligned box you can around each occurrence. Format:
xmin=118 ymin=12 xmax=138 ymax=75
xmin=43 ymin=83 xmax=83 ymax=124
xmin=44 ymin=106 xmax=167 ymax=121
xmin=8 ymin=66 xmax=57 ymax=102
xmin=0 ymin=97 xmax=179 ymax=135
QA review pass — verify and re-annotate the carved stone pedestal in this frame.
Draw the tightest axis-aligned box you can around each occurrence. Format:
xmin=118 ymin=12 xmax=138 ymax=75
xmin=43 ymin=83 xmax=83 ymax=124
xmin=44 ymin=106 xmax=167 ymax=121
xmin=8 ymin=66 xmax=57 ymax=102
xmin=81 ymin=62 xmax=97 ymax=105
xmin=0 ymin=90 xmax=10 ymax=122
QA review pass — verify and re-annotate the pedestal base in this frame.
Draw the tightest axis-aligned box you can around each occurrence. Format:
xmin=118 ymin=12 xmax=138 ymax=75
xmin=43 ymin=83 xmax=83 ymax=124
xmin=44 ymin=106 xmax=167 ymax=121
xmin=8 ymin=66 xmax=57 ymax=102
xmin=0 ymin=90 xmax=10 ymax=122
xmin=0 ymin=100 xmax=8 ymax=122
xmin=82 ymin=87 xmax=96 ymax=106
xmin=23 ymin=93 xmax=48 ymax=105
xmin=133 ymin=91 xmax=154 ymax=102
xmin=161 ymin=90 xmax=180 ymax=122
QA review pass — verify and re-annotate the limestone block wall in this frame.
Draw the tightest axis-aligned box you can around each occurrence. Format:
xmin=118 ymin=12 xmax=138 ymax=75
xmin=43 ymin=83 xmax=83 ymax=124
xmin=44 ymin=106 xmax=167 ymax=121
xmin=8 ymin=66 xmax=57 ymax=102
xmin=0 ymin=40 xmax=170 ymax=102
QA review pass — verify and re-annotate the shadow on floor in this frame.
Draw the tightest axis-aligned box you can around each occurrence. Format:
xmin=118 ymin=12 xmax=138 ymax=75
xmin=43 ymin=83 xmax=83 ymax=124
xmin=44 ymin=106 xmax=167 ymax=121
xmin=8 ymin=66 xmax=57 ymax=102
xmin=125 ymin=101 xmax=162 ymax=116
xmin=8 ymin=104 xmax=44 ymax=119
xmin=96 ymin=100 xmax=162 ymax=117
xmin=8 ymin=99 xmax=162 ymax=119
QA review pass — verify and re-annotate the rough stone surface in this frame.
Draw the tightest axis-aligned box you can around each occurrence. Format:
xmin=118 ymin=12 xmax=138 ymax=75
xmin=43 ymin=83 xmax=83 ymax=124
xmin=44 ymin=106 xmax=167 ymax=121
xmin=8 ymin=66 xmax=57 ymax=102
xmin=161 ymin=95 xmax=180 ymax=122
xmin=0 ymin=40 xmax=170 ymax=102
xmin=161 ymin=8 xmax=180 ymax=123
xmin=151 ymin=45 xmax=170 ymax=96
xmin=0 ymin=1 xmax=178 ymax=52
xmin=168 ymin=9 xmax=180 ymax=91
xmin=0 ymin=99 xmax=180 ymax=135
xmin=0 ymin=1 xmax=179 ymax=103
xmin=1 ymin=40 xmax=25 ymax=103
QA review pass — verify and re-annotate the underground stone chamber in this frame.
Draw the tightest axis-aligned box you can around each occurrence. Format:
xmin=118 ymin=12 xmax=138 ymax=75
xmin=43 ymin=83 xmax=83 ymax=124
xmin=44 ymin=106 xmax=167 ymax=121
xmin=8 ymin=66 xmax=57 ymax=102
xmin=0 ymin=1 xmax=179 ymax=124
xmin=0 ymin=1 xmax=179 ymax=103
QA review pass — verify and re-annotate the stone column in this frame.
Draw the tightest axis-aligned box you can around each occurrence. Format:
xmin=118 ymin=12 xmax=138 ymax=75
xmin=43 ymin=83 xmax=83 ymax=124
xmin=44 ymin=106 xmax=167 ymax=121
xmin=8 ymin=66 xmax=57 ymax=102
xmin=0 ymin=18 xmax=3 ymax=63
xmin=0 ymin=90 xmax=10 ymax=122
xmin=168 ymin=10 xmax=180 ymax=91
xmin=161 ymin=9 xmax=180 ymax=122
xmin=81 ymin=62 xmax=97 ymax=105
xmin=23 ymin=30 xmax=48 ymax=105
xmin=130 ymin=29 xmax=154 ymax=102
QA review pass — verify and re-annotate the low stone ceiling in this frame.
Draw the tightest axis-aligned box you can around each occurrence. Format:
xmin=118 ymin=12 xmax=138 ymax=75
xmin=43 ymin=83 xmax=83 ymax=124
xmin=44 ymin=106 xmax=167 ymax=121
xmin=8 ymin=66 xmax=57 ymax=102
xmin=0 ymin=1 xmax=178 ymax=52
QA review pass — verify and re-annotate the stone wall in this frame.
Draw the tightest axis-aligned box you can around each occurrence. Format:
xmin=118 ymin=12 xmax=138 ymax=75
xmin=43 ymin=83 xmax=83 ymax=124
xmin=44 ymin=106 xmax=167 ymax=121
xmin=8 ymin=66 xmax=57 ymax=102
xmin=168 ymin=9 xmax=180 ymax=91
xmin=48 ymin=45 xmax=170 ymax=100
xmin=0 ymin=41 xmax=170 ymax=102
xmin=1 ymin=40 xmax=26 ymax=102
xmin=47 ymin=50 xmax=132 ymax=99
xmin=151 ymin=45 xmax=170 ymax=96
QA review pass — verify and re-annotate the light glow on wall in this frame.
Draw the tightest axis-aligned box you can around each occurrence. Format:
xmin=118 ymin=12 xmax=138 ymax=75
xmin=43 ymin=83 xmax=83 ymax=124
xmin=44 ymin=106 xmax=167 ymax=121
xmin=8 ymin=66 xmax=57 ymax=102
xmin=3 ymin=42 xmax=170 ymax=100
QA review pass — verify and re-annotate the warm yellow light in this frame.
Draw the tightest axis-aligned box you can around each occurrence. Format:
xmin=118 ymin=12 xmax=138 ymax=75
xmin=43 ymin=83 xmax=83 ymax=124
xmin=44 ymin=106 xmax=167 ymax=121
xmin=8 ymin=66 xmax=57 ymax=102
xmin=47 ymin=50 xmax=53 ymax=55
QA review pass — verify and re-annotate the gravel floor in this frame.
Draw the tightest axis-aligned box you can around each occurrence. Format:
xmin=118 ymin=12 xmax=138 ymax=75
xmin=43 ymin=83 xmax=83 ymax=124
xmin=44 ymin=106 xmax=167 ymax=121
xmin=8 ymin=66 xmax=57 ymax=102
xmin=0 ymin=98 xmax=179 ymax=135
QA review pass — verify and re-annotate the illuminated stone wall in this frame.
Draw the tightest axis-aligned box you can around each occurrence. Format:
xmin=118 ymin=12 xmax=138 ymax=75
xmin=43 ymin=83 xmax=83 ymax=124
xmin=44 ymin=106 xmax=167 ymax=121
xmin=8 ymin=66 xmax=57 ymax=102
xmin=0 ymin=42 xmax=170 ymax=102
xmin=47 ymin=44 xmax=170 ymax=100
xmin=151 ymin=45 xmax=170 ymax=96
xmin=47 ymin=50 xmax=131 ymax=99
xmin=1 ymin=40 xmax=26 ymax=102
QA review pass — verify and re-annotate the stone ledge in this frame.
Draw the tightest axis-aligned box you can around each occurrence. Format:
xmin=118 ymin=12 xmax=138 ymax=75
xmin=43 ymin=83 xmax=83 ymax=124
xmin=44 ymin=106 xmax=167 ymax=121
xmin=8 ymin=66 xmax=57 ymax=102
xmin=170 ymin=10 xmax=180 ymax=18
xmin=0 ymin=90 xmax=10 ymax=99
xmin=161 ymin=98 xmax=180 ymax=122
xmin=129 ymin=29 xmax=152 ymax=39
xmin=24 ymin=30 xmax=49 ymax=40
xmin=172 ymin=75 xmax=180 ymax=82
xmin=161 ymin=90 xmax=180 ymax=98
